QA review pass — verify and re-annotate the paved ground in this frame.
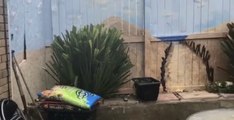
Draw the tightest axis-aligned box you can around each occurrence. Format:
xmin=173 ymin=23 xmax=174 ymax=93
xmin=96 ymin=91 xmax=234 ymax=120
xmin=158 ymin=91 xmax=221 ymax=102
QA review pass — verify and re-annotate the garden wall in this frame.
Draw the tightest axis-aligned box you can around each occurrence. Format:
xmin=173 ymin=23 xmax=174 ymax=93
xmin=0 ymin=0 xmax=10 ymax=99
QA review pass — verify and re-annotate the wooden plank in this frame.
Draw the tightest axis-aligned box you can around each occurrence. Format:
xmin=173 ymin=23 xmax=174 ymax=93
xmin=186 ymin=0 xmax=195 ymax=33
xmin=196 ymin=40 xmax=204 ymax=86
xmin=144 ymin=32 xmax=152 ymax=76
xmin=65 ymin=0 xmax=73 ymax=30
xmin=137 ymin=43 xmax=144 ymax=77
xmin=156 ymin=42 xmax=167 ymax=81
xmin=208 ymin=0 xmax=223 ymax=30
xmin=58 ymin=0 xmax=67 ymax=34
xmin=230 ymin=0 xmax=234 ymax=20
xmin=167 ymin=42 xmax=179 ymax=91
xmin=184 ymin=42 xmax=193 ymax=89
xmin=157 ymin=0 xmax=166 ymax=36
xmin=191 ymin=41 xmax=200 ymax=87
xmin=120 ymin=0 xmax=124 ymax=31
xmin=123 ymin=36 xmax=144 ymax=43
xmin=200 ymin=0 xmax=209 ymax=31
xmin=71 ymin=0 xmax=79 ymax=27
xmin=193 ymin=0 xmax=202 ymax=32
xmin=222 ymin=0 xmax=230 ymax=22
xmin=150 ymin=42 xmax=158 ymax=79
xmin=179 ymin=0 xmax=187 ymax=33
xmin=186 ymin=32 xmax=226 ymax=40
xmin=175 ymin=43 xmax=181 ymax=91
xmin=128 ymin=43 xmax=137 ymax=79
xmin=207 ymin=39 xmax=220 ymax=82
xmin=214 ymin=39 xmax=229 ymax=81
xmin=51 ymin=0 xmax=60 ymax=35
xmin=177 ymin=43 xmax=186 ymax=90
xmin=167 ymin=0 xmax=179 ymax=34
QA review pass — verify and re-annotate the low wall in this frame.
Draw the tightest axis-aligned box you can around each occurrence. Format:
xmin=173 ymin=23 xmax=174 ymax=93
xmin=96 ymin=99 xmax=234 ymax=120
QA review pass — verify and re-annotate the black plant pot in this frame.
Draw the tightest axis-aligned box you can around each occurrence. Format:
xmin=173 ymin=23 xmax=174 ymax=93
xmin=132 ymin=77 xmax=160 ymax=101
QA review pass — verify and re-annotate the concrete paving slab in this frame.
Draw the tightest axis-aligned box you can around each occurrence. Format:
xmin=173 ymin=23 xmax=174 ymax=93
xmin=220 ymin=93 xmax=234 ymax=98
xmin=158 ymin=93 xmax=179 ymax=101
xmin=103 ymin=98 xmax=138 ymax=106
xmin=96 ymin=98 xmax=234 ymax=120
xmin=179 ymin=91 xmax=219 ymax=100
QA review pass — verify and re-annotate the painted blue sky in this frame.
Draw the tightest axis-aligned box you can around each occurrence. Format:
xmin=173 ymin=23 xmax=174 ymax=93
xmin=51 ymin=0 xmax=234 ymax=37
xmin=8 ymin=0 xmax=234 ymax=51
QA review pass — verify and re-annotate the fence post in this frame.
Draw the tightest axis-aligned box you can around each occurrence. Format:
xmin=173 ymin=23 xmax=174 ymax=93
xmin=144 ymin=31 xmax=152 ymax=77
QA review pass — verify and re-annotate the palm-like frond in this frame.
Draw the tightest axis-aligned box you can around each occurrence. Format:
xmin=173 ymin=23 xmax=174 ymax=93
xmin=220 ymin=23 xmax=234 ymax=82
xmin=46 ymin=25 xmax=133 ymax=98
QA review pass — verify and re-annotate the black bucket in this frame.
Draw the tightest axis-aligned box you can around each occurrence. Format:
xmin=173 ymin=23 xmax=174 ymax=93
xmin=132 ymin=77 xmax=160 ymax=101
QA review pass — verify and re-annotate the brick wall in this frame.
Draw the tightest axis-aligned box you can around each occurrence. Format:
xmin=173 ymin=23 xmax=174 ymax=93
xmin=0 ymin=0 xmax=10 ymax=99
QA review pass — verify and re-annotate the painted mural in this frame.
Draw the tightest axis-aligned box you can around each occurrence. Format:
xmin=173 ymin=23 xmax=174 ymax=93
xmin=52 ymin=0 xmax=234 ymax=41
xmin=8 ymin=0 xmax=52 ymax=52
xmin=8 ymin=0 xmax=234 ymax=51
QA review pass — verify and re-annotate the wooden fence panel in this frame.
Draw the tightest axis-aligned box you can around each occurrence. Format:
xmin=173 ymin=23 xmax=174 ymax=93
xmin=122 ymin=38 xmax=228 ymax=93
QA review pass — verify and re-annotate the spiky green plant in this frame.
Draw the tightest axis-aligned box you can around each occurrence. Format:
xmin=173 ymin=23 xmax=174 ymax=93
xmin=220 ymin=23 xmax=234 ymax=82
xmin=46 ymin=24 xmax=133 ymax=98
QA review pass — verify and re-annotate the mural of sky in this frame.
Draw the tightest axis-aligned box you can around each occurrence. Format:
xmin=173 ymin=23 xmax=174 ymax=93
xmin=52 ymin=0 xmax=234 ymax=37
xmin=51 ymin=0 xmax=144 ymax=35
xmin=7 ymin=0 xmax=234 ymax=52
xmin=8 ymin=0 xmax=52 ymax=52
xmin=146 ymin=0 xmax=234 ymax=37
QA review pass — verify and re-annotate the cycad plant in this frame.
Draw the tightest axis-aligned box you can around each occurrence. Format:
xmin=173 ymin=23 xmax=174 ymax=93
xmin=221 ymin=23 xmax=234 ymax=82
xmin=46 ymin=24 xmax=133 ymax=98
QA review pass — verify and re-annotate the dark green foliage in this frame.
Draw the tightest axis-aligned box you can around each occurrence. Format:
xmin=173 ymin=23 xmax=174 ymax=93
xmin=221 ymin=23 xmax=234 ymax=82
xmin=206 ymin=82 xmax=234 ymax=93
xmin=208 ymin=22 xmax=234 ymax=93
xmin=46 ymin=24 xmax=133 ymax=98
